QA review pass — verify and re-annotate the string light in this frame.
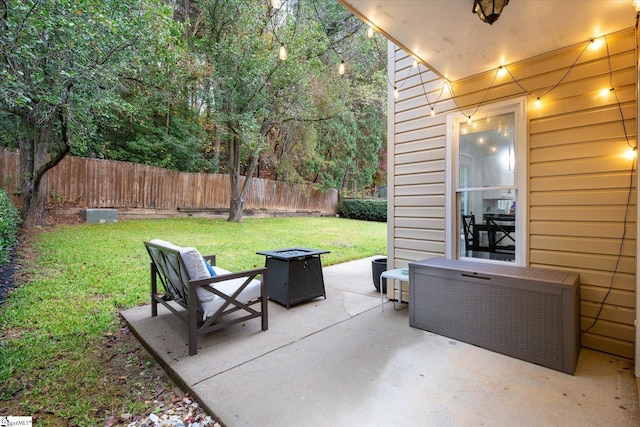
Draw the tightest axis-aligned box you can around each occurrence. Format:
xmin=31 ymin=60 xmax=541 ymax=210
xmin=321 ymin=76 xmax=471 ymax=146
xmin=599 ymin=87 xmax=615 ymax=98
xmin=444 ymin=35 xmax=594 ymax=120
xmin=382 ymin=24 xmax=615 ymax=125
xmin=366 ymin=25 xmax=375 ymax=38
xmin=589 ymin=37 xmax=605 ymax=51
xmin=279 ymin=43 xmax=287 ymax=60
xmin=270 ymin=2 xmax=621 ymax=126
xmin=624 ymin=147 xmax=637 ymax=160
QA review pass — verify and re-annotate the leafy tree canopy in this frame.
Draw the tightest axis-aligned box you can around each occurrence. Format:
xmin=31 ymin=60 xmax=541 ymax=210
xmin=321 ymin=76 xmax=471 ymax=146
xmin=0 ymin=0 xmax=388 ymax=225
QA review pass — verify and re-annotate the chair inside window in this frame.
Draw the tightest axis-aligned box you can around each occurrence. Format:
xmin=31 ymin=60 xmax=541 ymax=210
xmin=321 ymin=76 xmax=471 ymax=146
xmin=487 ymin=217 xmax=516 ymax=254
xmin=461 ymin=214 xmax=476 ymax=256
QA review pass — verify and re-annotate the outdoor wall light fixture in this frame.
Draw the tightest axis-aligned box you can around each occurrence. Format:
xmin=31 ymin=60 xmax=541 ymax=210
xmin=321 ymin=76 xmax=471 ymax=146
xmin=473 ymin=0 xmax=509 ymax=25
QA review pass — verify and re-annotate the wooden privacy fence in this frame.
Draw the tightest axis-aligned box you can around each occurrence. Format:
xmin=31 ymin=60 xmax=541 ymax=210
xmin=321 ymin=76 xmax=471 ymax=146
xmin=0 ymin=148 xmax=339 ymax=215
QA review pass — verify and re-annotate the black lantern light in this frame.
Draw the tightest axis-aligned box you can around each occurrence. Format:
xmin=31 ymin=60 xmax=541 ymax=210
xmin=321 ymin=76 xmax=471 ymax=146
xmin=473 ymin=0 xmax=509 ymax=25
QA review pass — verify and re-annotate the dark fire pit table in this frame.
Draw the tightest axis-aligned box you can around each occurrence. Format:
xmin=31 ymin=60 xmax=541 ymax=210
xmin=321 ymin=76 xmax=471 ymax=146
xmin=256 ymin=248 xmax=329 ymax=308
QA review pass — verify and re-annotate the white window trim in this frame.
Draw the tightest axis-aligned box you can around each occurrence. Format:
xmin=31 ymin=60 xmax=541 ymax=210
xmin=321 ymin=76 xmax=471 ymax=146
xmin=445 ymin=97 xmax=528 ymax=266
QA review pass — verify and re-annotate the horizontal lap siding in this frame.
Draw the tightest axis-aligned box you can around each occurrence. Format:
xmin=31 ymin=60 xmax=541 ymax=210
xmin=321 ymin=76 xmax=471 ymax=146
xmin=392 ymin=49 xmax=447 ymax=267
xmin=390 ymin=28 xmax=637 ymax=359
xmin=527 ymin=30 xmax=636 ymax=359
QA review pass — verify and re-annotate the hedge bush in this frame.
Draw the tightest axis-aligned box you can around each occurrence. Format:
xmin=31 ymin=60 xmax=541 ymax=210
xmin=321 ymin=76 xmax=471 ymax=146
xmin=0 ymin=189 xmax=21 ymax=265
xmin=339 ymin=199 xmax=387 ymax=222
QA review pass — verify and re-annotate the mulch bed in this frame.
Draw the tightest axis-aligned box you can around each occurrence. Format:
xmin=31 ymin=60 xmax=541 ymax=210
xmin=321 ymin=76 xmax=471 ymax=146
xmin=0 ymin=250 xmax=17 ymax=306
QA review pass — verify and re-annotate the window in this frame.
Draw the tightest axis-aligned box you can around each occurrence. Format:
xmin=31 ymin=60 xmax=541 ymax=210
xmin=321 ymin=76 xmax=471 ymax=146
xmin=447 ymin=98 xmax=527 ymax=265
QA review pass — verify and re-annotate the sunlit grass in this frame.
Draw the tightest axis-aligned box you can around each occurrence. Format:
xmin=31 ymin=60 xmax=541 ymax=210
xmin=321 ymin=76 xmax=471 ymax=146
xmin=0 ymin=217 xmax=386 ymax=425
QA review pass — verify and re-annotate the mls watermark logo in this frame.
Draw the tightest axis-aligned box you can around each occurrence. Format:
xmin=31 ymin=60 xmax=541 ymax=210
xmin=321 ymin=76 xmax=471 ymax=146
xmin=0 ymin=417 xmax=33 ymax=427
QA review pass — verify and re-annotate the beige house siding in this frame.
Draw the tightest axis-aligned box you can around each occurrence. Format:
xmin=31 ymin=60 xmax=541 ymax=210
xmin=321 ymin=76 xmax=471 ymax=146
xmin=389 ymin=29 xmax=637 ymax=359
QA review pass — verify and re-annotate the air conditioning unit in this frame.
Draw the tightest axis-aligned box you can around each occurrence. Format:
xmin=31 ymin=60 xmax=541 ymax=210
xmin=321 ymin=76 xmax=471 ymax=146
xmin=409 ymin=258 xmax=580 ymax=375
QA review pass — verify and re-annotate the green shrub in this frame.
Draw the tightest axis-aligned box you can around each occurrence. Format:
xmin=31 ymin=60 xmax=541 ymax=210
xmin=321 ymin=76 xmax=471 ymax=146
xmin=0 ymin=189 xmax=21 ymax=265
xmin=339 ymin=199 xmax=387 ymax=222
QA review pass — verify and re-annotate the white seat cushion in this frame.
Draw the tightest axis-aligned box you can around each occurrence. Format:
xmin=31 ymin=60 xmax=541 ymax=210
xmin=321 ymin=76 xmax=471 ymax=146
xmin=149 ymin=240 xmax=261 ymax=320
xmin=199 ymin=267 xmax=262 ymax=319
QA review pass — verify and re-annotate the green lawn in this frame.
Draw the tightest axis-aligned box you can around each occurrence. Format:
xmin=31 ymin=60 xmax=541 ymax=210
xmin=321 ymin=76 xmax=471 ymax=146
xmin=0 ymin=217 xmax=386 ymax=426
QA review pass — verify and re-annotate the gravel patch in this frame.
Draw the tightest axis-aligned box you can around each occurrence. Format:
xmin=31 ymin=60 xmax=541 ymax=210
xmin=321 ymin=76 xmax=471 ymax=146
xmin=105 ymin=394 xmax=220 ymax=427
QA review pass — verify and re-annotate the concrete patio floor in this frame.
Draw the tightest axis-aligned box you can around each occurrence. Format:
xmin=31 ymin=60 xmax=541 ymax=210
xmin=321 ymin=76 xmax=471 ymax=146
xmin=122 ymin=256 xmax=640 ymax=427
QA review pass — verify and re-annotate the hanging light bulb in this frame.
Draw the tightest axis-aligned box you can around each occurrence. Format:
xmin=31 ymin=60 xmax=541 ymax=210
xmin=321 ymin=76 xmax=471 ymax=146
xmin=279 ymin=43 xmax=287 ymax=60
xmin=599 ymin=87 xmax=612 ymax=97
xmin=534 ymin=97 xmax=541 ymax=108
xmin=589 ymin=37 xmax=604 ymax=51
xmin=430 ymin=107 xmax=435 ymax=117
xmin=467 ymin=116 xmax=473 ymax=125
xmin=393 ymin=87 xmax=399 ymax=99
xmin=338 ymin=60 xmax=345 ymax=75
xmin=271 ymin=0 xmax=282 ymax=9
xmin=366 ymin=25 xmax=374 ymax=38
xmin=624 ymin=147 xmax=637 ymax=160
xmin=412 ymin=57 xmax=418 ymax=68
xmin=497 ymin=65 xmax=507 ymax=78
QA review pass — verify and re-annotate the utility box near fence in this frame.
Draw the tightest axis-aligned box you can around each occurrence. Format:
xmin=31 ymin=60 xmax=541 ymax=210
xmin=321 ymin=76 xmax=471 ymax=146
xmin=81 ymin=208 xmax=118 ymax=223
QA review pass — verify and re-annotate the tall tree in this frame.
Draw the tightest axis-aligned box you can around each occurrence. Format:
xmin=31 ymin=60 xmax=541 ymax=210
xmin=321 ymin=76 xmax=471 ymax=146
xmin=0 ymin=0 xmax=180 ymax=226
xmin=184 ymin=0 xmax=385 ymax=221
xmin=186 ymin=0 xmax=319 ymax=220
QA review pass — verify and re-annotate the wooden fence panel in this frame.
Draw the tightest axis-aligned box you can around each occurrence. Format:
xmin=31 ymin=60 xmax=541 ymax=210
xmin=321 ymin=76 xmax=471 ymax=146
xmin=0 ymin=148 xmax=338 ymax=214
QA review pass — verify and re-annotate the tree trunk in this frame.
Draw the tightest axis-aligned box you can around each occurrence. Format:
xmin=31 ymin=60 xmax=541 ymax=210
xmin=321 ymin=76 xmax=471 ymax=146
xmin=18 ymin=110 xmax=71 ymax=227
xmin=228 ymin=170 xmax=243 ymax=222
xmin=18 ymin=118 xmax=50 ymax=227
xmin=227 ymin=134 xmax=262 ymax=222
xmin=213 ymin=129 xmax=221 ymax=173
xmin=228 ymin=133 xmax=244 ymax=222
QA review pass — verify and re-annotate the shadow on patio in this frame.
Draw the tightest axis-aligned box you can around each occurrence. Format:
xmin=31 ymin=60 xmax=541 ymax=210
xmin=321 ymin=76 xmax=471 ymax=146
xmin=122 ymin=256 xmax=639 ymax=427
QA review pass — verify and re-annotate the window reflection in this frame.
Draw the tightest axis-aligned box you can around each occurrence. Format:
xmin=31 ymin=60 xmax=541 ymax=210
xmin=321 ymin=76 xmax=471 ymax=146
xmin=460 ymin=194 xmax=515 ymax=262
xmin=458 ymin=112 xmax=516 ymax=262
xmin=459 ymin=112 xmax=515 ymax=189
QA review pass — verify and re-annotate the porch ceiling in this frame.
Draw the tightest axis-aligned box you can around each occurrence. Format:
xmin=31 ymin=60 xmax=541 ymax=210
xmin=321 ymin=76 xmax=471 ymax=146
xmin=338 ymin=0 xmax=638 ymax=82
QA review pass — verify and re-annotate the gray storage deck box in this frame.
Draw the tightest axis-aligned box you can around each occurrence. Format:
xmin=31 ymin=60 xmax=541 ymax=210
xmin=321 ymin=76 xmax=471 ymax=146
xmin=409 ymin=258 xmax=580 ymax=374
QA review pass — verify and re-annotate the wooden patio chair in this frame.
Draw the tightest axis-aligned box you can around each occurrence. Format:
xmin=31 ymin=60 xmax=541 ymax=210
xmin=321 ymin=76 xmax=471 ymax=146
xmin=144 ymin=239 xmax=268 ymax=355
